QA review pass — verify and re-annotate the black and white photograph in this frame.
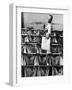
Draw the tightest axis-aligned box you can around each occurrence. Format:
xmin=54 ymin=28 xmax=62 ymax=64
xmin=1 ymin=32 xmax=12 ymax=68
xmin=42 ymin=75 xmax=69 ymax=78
xmin=9 ymin=3 xmax=71 ymax=86
xmin=21 ymin=12 xmax=63 ymax=77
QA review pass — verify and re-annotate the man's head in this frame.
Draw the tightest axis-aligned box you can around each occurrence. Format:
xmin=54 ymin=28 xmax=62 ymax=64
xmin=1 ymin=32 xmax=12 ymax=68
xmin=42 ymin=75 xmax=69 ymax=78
xmin=48 ymin=15 xmax=53 ymax=23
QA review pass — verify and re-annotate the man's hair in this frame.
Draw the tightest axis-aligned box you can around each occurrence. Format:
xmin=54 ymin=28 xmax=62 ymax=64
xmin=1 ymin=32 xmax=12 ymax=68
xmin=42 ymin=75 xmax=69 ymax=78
xmin=48 ymin=15 xmax=53 ymax=23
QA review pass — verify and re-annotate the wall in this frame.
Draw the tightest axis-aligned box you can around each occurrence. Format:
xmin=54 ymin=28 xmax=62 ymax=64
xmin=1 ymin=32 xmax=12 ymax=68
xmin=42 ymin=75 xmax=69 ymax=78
xmin=0 ymin=0 xmax=72 ymax=89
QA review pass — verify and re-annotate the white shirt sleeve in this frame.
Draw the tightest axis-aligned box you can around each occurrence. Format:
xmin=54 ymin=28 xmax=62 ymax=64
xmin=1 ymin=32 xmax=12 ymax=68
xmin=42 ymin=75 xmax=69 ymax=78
xmin=45 ymin=23 xmax=51 ymax=34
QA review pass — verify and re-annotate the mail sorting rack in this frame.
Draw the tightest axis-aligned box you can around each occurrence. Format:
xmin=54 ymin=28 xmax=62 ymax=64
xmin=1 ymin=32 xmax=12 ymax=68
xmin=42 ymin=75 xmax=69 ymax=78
xmin=21 ymin=28 xmax=63 ymax=77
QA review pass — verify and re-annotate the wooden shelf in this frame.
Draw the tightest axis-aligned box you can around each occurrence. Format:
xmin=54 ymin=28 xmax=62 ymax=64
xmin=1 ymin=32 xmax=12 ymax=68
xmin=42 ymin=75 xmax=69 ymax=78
xmin=21 ymin=28 xmax=63 ymax=32
xmin=21 ymin=65 xmax=63 ymax=67
xmin=21 ymin=42 xmax=41 ymax=45
xmin=21 ymin=34 xmax=46 ymax=37
xmin=21 ymin=28 xmax=46 ymax=31
xmin=21 ymin=34 xmax=63 ymax=38
xmin=21 ymin=42 xmax=63 ymax=46
xmin=22 ymin=52 xmax=62 ymax=56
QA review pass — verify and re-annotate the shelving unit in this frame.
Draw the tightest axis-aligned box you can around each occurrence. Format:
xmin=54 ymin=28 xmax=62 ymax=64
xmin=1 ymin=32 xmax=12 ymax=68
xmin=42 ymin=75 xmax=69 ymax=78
xmin=21 ymin=28 xmax=63 ymax=77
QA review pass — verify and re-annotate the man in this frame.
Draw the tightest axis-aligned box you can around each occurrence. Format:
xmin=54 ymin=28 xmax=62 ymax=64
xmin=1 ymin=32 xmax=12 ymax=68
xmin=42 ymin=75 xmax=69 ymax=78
xmin=41 ymin=15 xmax=53 ymax=53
